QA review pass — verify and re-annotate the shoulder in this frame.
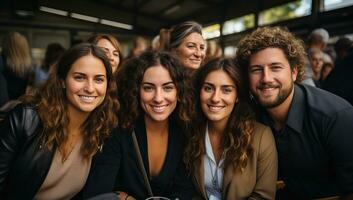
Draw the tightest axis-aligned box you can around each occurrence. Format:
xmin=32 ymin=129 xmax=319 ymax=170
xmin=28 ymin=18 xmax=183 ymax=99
xmin=251 ymin=121 xmax=275 ymax=151
xmin=299 ymin=84 xmax=353 ymax=116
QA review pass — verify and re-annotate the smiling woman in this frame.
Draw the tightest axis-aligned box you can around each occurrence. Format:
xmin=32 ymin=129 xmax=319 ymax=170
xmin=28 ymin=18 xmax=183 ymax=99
xmin=82 ymin=51 xmax=195 ymax=200
xmin=169 ymin=21 xmax=206 ymax=71
xmin=185 ymin=58 xmax=278 ymax=200
xmin=0 ymin=43 xmax=119 ymax=200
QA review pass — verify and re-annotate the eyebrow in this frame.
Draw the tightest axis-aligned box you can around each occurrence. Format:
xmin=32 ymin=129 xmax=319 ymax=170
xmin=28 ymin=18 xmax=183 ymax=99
xmin=141 ymin=81 xmax=174 ymax=86
xmin=203 ymin=82 xmax=235 ymax=88
xmin=72 ymin=72 xmax=106 ymax=77
xmin=250 ymin=62 xmax=284 ymax=68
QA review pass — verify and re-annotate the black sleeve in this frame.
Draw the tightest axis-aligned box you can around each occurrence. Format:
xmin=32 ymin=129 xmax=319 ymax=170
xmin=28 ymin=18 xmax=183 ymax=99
xmin=81 ymin=131 xmax=122 ymax=199
xmin=0 ymin=105 xmax=24 ymax=192
xmin=324 ymin=107 xmax=353 ymax=195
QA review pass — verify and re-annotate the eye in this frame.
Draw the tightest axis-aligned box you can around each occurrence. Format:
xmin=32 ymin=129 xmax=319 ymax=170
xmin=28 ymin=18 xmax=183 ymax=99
xmin=142 ymin=85 xmax=154 ymax=92
xmin=202 ymin=85 xmax=214 ymax=93
xmin=250 ymin=67 xmax=262 ymax=74
xmin=222 ymin=87 xmax=234 ymax=94
xmin=163 ymin=84 xmax=175 ymax=92
xmin=95 ymin=77 xmax=106 ymax=83
xmin=74 ymin=75 xmax=85 ymax=81
xmin=271 ymin=66 xmax=282 ymax=72
xmin=113 ymin=52 xmax=119 ymax=57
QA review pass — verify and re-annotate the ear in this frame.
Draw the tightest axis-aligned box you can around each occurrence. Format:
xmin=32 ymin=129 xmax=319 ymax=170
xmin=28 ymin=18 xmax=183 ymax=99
xmin=292 ymin=66 xmax=298 ymax=82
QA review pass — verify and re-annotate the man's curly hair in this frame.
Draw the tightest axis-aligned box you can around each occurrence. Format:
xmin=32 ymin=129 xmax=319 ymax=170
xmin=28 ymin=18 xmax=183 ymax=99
xmin=236 ymin=26 xmax=307 ymax=83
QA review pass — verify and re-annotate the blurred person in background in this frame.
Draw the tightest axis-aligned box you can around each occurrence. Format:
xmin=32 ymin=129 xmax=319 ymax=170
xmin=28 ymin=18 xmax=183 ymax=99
xmin=0 ymin=32 xmax=32 ymax=107
xmin=320 ymin=53 xmax=334 ymax=83
xmin=169 ymin=21 xmax=206 ymax=71
xmin=88 ymin=34 xmax=123 ymax=76
xmin=34 ymin=43 xmax=66 ymax=87
xmin=334 ymin=37 xmax=352 ymax=65
xmin=204 ymin=40 xmax=222 ymax=63
xmin=127 ymin=36 xmax=147 ymax=59
xmin=308 ymin=48 xmax=324 ymax=87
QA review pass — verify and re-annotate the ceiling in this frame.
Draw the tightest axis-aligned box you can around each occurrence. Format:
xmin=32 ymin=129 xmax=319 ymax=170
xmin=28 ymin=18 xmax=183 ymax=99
xmin=0 ymin=0 xmax=296 ymax=36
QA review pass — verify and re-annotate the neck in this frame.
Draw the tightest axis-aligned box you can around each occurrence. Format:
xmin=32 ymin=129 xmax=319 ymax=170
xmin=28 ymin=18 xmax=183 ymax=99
xmin=67 ymin=106 xmax=89 ymax=135
xmin=144 ymin=115 xmax=169 ymax=136
xmin=266 ymin=86 xmax=295 ymax=130
xmin=207 ymin=118 xmax=227 ymax=138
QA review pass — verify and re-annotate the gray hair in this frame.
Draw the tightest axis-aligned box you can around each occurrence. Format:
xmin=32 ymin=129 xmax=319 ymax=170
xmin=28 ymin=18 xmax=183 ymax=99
xmin=169 ymin=21 xmax=203 ymax=50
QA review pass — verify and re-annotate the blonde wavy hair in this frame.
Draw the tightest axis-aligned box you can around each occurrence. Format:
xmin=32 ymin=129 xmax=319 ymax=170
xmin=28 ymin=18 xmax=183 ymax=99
xmin=184 ymin=58 xmax=255 ymax=173
xmin=2 ymin=32 xmax=32 ymax=77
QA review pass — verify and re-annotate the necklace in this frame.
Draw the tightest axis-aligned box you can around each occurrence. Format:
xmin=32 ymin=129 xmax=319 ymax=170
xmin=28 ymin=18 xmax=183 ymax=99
xmin=207 ymin=157 xmax=221 ymax=191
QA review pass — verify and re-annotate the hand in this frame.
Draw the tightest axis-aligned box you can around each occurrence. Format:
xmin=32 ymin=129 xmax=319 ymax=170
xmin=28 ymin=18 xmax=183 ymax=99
xmin=116 ymin=191 xmax=136 ymax=200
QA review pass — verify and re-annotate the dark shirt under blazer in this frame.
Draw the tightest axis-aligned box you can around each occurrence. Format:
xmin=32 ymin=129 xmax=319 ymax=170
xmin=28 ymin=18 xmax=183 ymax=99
xmin=260 ymin=84 xmax=353 ymax=199
xmin=82 ymin=117 xmax=194 ymax=200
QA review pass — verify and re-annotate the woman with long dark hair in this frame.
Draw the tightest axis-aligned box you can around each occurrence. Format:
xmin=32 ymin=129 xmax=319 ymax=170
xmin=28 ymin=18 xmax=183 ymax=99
xmin=184 ymin=58 xmax=277 ymax=199
xmin=83 ymin=51 xmax=195 ymax=200
xmin=0 ymin=43 xmax=118 ymax=200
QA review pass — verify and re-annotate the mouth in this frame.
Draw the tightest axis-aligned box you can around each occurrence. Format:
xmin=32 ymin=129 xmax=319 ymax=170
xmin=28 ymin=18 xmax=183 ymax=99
xmin=79 ymin=95 xmax=97 ymax=103
xmin=208 ymin=105 xmax=225 ymax=112
xmin=150 ymin=104 xmax=169 ymax=113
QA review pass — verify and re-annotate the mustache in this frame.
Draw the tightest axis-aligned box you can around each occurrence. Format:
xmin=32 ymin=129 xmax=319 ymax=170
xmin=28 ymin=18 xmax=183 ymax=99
xmin=257 ymin=83 xmax=280 ymax=90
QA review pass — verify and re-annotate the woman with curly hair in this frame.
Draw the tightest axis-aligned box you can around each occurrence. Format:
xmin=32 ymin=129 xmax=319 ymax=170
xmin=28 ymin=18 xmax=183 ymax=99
xmin=0 ymin=43 xmax=118 ymax=200
xmin=88 ymin=34 xmax=123 ymax=75
xmin=83 ymin=51 xmax=195 ymax=200
xmin=184 ymin=58 xmax=277 ymax=200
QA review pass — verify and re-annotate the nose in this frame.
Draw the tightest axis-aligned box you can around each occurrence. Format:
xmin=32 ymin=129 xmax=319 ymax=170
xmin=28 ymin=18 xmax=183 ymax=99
xmin=84 ymin=80 xmax=94 ymax=93
xmin=211 ymin=89 xmax=221 ymax=103
xmin=194 ymin=47 xmax=202 ymax=58
xmin=261 ymin=67 xmax=273 ymax=83
xmin=153 ymin=88 xmax=163 ymax=103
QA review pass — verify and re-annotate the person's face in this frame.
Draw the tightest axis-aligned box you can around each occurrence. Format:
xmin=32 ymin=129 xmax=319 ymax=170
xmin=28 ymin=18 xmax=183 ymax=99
xmin=173 ymin=32 xmax=206 ymax=70
xmin=64 ymin=54 xmax=107 ymax=116
xmin=321 ymin=63 xmax=333 ymax=80
xmin=248 ymin=48 xmax=297 ymax=109
xmin=96 ymin=38 xmax=120 ymax=72
xmin=140 ymin=65 xmax=177 ymax=123
xmin=310 ymin=52 xmax=323 ymax=75
xmin=200 ymin=69 xmax=237 ymax=125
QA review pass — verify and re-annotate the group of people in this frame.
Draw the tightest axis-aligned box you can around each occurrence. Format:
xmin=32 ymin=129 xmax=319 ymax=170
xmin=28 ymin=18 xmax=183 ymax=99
xmin=1 ymin=21 xmax=353 ymax=200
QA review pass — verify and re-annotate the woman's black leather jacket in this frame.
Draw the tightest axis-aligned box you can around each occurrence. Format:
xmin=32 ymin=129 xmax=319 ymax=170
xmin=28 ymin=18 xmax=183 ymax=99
xmin=0 ymin=104 xmax=55 ymax=200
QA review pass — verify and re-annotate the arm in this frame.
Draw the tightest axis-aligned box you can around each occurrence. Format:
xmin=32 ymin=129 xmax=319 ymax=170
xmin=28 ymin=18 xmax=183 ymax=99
xmin=81 ymin=131 xmax=122 ymax=199
xmin=249 ymin=126 xmax=278 ymax=200
xmin=325 ymin=108 xmax=353 ymax=198
xmin=0 ymin=105 xmax=25 ymax=192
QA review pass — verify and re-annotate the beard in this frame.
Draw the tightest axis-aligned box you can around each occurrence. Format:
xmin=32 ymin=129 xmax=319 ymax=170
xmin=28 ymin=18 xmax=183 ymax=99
xmin=253 ymin=81 xmax=294 ymax=109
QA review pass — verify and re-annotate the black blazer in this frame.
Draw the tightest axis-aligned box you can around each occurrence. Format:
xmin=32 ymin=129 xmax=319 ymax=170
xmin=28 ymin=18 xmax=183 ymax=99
xmin=82 ymin=117 xmax=194 ymax=200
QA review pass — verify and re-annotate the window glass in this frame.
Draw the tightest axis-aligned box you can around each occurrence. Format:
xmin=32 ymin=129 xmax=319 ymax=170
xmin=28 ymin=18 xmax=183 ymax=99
xmin=222 ymin=14 xmax=255 ymax=35
xmin=324 ymin=0 xmax=353 ymax=11
xmin=259 ymin=0 xmax=312 ymax=25
xmin=202 ymin=24 xmax=220 ymax=40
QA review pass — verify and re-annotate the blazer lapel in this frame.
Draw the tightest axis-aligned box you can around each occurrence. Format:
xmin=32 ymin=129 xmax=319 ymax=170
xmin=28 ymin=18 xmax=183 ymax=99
xmin=194 ymin=156 xmax=208 ymax=199
xmin=222 ymin=165 xmax=234 ymax=199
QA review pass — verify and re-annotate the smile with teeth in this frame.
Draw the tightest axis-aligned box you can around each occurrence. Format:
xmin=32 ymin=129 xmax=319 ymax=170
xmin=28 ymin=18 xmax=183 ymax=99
xmin=79 ymin=95 xmax=96 ymax=103
xmin=208 ymin=105 xmax=225 ymax=112
xmin=151 ymin=104 xmax=168 ymax=113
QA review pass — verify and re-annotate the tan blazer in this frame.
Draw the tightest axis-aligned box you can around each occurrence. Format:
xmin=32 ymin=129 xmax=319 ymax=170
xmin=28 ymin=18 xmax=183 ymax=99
xmin=193 ymin=122 xmax=278 ymax=200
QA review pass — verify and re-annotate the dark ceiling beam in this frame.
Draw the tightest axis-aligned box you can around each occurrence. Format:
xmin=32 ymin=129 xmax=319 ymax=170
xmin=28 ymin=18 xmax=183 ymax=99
xmin=192 ymin=0 xmax=219 ymax=7
xmin=93 ymin=0 xmax=172 ymax=24
xmin=138 ymin=0 xmax=152 ymax=7
xmin=156 ymin=0 xmax=185 ymax=14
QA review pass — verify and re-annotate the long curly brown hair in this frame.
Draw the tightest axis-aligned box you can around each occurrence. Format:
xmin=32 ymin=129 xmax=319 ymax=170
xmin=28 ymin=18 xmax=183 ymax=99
xmin=184 ymin=58 xmax=255 ymax=173
xmin=23 ymin=43 xmax=119 ymax=158
xmin=236 ymin=26 xmax=307 ymax=83
xmin=116 ymin=51 xmax=194 ymax=131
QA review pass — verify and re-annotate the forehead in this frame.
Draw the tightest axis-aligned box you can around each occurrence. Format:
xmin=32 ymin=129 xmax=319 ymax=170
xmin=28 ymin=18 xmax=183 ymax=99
xmin=142 ymin=65 xmax=173 ymax=83
xmin=96 ymin=38 xmax=116 ymax=50
xmin=249 ymin=47 xmax=290 ymax=66
xmin=204 ymin=69 xmax=234 ymax=86
xmin=181 ymin=32 xmax=205 ymax=45
xmin=69 ymin=54 xmax=106 ymax=75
